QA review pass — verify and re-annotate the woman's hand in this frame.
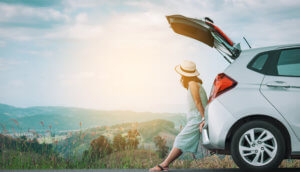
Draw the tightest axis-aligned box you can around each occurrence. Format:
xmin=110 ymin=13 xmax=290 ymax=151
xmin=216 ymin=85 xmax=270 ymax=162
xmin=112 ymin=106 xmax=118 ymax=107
xmin=199 ymin=121 xmax=205 ymax=133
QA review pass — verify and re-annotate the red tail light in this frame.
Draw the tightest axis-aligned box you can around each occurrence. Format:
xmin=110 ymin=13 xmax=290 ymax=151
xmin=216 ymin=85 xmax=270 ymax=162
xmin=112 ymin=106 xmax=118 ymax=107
xmin=207 ymin=73 xmax=237 ymax=104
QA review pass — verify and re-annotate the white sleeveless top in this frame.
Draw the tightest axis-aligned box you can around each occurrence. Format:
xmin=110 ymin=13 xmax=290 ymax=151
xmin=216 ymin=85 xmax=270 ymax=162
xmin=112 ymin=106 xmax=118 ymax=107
xmin=186 ymin=83 xmax=208 ymax=121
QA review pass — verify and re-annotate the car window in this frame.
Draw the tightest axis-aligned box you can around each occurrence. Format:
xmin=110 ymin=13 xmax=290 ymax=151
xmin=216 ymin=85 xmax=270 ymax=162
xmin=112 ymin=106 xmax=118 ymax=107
xmin=250 ymin=54 xmax=268 ymax=71
xmin=248 ymin=53 xmax=269 ymax=73
xmin=277 ymin=48 xmax=300 ymax=77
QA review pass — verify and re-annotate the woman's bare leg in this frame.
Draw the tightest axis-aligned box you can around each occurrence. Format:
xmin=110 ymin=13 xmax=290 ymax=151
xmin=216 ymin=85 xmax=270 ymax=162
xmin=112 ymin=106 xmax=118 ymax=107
xmin=160 ymin=147 xmax=182 ymax=167
xmin=149 ymin=147 xmax=182 ymax=171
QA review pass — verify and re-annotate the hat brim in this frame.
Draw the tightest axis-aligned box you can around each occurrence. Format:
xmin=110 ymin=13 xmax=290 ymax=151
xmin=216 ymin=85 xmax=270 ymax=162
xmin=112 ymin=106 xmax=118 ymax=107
xmin=175 ymin=65 xmax=200 ymax=77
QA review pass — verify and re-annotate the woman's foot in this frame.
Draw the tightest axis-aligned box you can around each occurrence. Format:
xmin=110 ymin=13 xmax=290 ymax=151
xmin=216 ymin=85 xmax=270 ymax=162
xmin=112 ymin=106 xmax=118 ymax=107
xmin=149 ymin=164 xmax=169 ymax=171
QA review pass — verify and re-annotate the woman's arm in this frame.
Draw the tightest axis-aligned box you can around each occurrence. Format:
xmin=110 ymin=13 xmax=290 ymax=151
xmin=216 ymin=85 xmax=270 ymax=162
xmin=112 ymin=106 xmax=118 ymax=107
xmin=190 ymin=81 xmax=206 ymax=133
xmin=189 ymin=81 xmax=205 ymax=119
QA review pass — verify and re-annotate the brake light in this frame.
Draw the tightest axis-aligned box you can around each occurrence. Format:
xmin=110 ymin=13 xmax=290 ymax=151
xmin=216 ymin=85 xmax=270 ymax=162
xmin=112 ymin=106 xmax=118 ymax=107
xmin=207 ymin=73 xmax=237 ymax=104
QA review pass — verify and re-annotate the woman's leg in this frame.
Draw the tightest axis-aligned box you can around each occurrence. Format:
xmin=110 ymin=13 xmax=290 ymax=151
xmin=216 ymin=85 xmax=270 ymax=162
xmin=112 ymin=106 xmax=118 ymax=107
xmin=160 ymin=147 xmax=182 ymax=167
xmin=149 ymin=147 xmax=182 ymax=171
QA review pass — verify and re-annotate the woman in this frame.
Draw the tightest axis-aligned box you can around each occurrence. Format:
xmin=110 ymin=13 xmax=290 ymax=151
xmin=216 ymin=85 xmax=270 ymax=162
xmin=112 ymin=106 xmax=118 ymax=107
xmin=149 ymin=60 xmax=208 ymax=171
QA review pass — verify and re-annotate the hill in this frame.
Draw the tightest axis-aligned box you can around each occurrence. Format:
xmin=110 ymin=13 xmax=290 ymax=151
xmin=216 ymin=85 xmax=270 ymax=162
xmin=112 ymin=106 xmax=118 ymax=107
xmin=55 ymin=119 xmax=179 ymax=158
xmin=0 ymin=103 xmax=186 ymax=133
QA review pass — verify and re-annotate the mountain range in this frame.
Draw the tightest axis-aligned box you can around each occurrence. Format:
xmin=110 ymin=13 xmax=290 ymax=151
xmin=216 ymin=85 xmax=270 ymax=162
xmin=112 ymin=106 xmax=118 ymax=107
xmin=0 ymin=103 xmax=186 ymax=133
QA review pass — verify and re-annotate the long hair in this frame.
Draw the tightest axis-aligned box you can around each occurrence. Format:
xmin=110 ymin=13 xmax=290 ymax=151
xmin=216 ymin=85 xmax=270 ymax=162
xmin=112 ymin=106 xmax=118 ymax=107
xmin=180 ymin=75 xmax=203 ymax=90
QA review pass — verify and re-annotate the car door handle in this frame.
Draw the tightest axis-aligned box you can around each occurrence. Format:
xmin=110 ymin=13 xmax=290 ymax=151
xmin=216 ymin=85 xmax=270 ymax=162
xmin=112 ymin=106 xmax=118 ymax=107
xmin=266 ymin=81 xmax=290 ymax=88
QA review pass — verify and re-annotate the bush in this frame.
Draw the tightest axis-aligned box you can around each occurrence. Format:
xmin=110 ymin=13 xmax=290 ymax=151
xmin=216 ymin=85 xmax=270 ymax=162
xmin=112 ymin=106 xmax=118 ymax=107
xmin=153 ymin=135 xmax=169 ymax=158
xmin=126 ymin=129 xmax=140 ymax=149
xmin=88 ymin=135 xmax=112 ymax=160
xmin=0 ymin=134 xmax=53 ymax=155
xmin=113 ymin=134 xmax=126 ymax=151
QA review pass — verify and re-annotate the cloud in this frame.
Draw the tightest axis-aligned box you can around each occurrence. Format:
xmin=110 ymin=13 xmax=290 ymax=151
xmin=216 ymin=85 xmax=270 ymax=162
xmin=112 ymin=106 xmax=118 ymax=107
xmin=0 ymin=2 xmax=70 ymax=41
xmin=0 ymin=27 xmax=44 ymax=41
xmin=1 ymin=0 xmax=299 ymax=44
xmin=0 ymin=58 xmax=26 ymax=71
xmin=22 ymin=50 xmax=53 ymax=57
xmin=63 ymin=0 xmax=107 ymax=9
xmin=0 ymin=2 xmax=102 ymax=40
xmin=43 ymin=16 xmax=103 ymax=40
xmin=0 ymin=3 xmax=69 ymax=23
xmin=0 ymin=0 xmax=62 ymax=7
xmin=1 ymin=0 xmax=300 ymax=112
xmin=59 ymin=71 xmax=96 ymax=80
xmin=0 ymin=40 xmax=5 ymax=47
xmin=52 ymin=0 xmax=300 ymax=112
xmin=9 ymin=79 xmax=24 ymax=88
xmin=75 ymin=13 xmax=88 ymax=23
xmin=125 ymin=0 xmax=300 ymax=47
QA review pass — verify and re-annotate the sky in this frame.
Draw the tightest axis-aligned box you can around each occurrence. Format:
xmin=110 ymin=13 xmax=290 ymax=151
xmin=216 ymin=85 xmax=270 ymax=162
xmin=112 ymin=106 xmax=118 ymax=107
xmin=0 ymin=0 xmax=300 ymax=113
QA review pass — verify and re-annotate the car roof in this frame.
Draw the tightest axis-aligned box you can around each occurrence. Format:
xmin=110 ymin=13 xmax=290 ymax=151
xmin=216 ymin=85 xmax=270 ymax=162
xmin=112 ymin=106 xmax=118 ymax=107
xmin=242 ymin=43 xmax=300 ymax=54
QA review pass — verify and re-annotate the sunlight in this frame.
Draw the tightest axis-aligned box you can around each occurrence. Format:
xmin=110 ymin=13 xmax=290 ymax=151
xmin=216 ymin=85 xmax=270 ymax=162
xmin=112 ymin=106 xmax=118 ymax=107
xmin=59 ymin=12 xmax=190 ymax=112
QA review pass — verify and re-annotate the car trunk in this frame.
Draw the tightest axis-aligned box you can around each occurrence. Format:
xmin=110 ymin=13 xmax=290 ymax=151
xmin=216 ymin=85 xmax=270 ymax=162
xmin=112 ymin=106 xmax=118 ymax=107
xmin=166 ymin=15 xmax=241 ymax=61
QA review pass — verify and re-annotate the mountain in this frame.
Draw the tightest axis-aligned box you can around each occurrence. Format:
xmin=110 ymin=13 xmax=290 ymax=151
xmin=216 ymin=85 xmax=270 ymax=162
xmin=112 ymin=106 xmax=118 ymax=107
xmin=0 ymin=103 xmax=186 ymax=133
xmin=0 ymin=104 xmax=32 ymax=118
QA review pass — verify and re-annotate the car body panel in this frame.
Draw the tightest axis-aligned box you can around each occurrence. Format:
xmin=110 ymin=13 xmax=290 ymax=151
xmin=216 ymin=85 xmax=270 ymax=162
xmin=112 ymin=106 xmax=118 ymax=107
xmin=261 ymin=75 xmax=300 ymax=141
xmin=202 ymin=99 xmax=236 ymax=149
xmin=223 ymin=50 xmax=266 ymax=84
xmin=216 ymin=80 xmax=300 ymax=152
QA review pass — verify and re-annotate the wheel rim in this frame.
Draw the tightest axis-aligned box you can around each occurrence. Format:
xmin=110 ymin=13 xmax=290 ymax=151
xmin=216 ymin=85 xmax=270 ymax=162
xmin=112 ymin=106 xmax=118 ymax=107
xmin=238 ymin=128 xmax=278 ymax=166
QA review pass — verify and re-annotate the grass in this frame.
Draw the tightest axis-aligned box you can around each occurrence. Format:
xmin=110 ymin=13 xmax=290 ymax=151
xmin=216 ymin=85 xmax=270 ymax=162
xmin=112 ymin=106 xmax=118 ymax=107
xmin=100 ymin=149 xmax=159 ymax=168
xmin=172 ymin=155 xmax=238 ymax=169
xmin=1 ymin=119 xmax=300 ymax=169
xmin=0 ymin=150 xmax=65 ymax=169
xmin=2 ymin=148 xmax=300 ymax=169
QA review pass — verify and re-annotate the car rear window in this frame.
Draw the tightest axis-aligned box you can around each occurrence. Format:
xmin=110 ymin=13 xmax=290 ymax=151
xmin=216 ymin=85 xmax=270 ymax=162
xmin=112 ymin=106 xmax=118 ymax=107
xmin=248 ymin=53 xmax=269 ymax=73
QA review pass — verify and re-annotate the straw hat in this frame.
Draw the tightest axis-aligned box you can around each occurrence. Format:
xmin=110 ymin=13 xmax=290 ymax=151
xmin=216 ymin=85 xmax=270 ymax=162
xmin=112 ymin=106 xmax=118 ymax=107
xmin=175 ymin=60 xmax=200 ymax=77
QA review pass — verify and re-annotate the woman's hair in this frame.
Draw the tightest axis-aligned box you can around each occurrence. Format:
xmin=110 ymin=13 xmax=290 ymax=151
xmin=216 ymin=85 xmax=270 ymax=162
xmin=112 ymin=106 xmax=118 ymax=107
xmin=180 ymin=75 xmax=203 ymax=89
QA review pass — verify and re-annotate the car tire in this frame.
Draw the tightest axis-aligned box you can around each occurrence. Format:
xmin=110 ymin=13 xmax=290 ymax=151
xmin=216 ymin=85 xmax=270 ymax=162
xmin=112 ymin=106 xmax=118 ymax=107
xmin=230 ymin=120 xmax=285 ymax=170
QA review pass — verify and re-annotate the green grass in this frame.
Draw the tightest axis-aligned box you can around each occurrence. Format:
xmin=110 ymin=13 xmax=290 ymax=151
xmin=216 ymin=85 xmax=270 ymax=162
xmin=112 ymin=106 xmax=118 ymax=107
xmin=1 ymin=149 xmax=300 ymax=169
xmin=0 ymin=150 xmax=65 ymax=169
xmin=1 ymin=118 xmax=300 ymax=169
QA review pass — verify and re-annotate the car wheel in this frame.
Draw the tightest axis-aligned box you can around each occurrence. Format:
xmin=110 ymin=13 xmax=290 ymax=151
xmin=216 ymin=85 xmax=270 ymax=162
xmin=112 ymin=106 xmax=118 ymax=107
xmin=230 ymin=120 xmax=285 ymax=170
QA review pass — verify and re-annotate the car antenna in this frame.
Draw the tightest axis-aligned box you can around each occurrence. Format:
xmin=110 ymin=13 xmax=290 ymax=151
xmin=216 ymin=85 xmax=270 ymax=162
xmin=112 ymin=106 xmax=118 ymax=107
xmin=243 ymin=37 xmax=252 ymax=49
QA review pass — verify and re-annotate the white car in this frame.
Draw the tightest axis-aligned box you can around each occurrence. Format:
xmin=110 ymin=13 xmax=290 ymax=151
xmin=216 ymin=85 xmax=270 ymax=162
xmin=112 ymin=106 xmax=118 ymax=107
xmin=167 ymin=15 xmax=300 ymax=170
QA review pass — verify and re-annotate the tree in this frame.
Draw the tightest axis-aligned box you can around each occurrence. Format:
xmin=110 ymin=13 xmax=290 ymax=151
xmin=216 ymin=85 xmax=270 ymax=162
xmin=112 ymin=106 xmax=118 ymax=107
xmin=126 ymin=129 xmax=140 ymax=149
xmin=153 ymin=135 xmax=169 ymax=158
xmin=20 ymin=135 xmax=27 ymax=141
xmin=113 ymin=133 xmax=126 ymax=151
xmin=89 ymin=135 xmax=112 ymax=159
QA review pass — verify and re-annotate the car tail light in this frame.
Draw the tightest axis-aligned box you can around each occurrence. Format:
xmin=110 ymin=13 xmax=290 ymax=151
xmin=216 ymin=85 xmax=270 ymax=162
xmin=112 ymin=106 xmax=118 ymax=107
xmin=207 ymin=73 xmax=237 ymax=104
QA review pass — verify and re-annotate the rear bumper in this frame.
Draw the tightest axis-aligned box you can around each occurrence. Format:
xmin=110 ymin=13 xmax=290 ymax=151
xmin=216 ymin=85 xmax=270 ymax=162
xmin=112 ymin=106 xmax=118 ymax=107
xmin=202 ymin=99 xmax=236 ymax=150
xmin=202 ymin=125 xmax=211 ymax=147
